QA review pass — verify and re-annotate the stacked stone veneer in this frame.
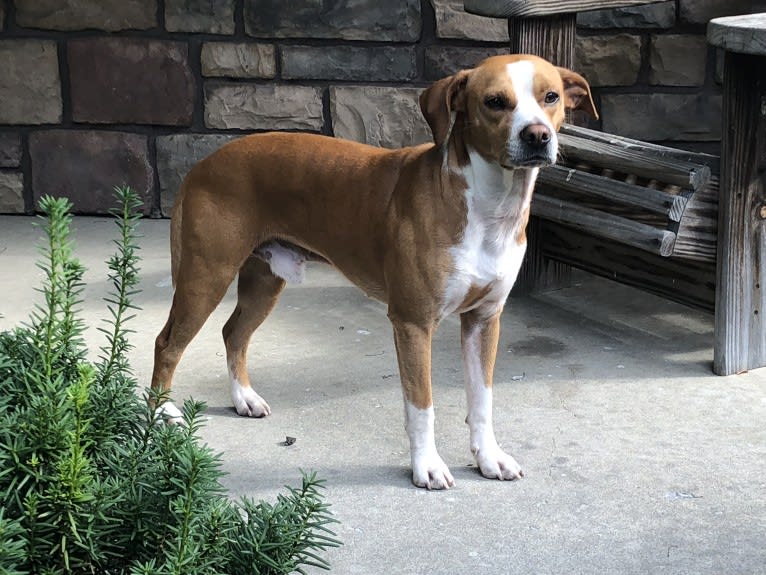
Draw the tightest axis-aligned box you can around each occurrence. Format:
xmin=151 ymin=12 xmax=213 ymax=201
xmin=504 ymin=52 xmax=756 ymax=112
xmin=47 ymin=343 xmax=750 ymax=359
xmin=0 ymin=0 xmax=762 ymax=215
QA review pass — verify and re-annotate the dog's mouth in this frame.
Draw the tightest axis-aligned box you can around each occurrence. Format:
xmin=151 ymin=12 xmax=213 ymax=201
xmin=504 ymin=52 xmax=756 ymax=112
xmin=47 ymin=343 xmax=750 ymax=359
xmin=501 ymin=155 xmax=555 ymax=170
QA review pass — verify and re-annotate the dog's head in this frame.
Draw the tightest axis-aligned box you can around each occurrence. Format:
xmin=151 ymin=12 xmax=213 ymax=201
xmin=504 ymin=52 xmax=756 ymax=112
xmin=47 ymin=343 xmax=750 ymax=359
xmin=419 ymin=54 xmax=598 ymax=169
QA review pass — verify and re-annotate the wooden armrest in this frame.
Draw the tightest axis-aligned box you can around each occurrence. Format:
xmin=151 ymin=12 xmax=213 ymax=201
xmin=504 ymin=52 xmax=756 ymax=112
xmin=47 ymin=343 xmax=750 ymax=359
xmin=465 ymin=0 xmax=664 ymax=18
xmin=708 ymin=13 xmax=766 ymax=56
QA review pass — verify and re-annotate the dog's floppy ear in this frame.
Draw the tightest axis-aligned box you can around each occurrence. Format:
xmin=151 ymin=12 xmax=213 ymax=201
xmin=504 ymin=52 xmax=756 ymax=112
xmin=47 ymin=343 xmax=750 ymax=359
xmin=419 ymin=70 xmax=470 ymax=148
xmin=556 ymin=67 xmax=599 ymax=120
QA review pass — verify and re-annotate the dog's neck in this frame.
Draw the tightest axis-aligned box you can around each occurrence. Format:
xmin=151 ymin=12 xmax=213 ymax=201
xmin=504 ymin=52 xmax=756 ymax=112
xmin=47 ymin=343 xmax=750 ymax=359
xmin=442 ymin=120 xmax=538 ymax=216
xmin=438 ymin=146 xmax=536 ymax=255
xmin=462 ymin=147 xmax=537 ymax=225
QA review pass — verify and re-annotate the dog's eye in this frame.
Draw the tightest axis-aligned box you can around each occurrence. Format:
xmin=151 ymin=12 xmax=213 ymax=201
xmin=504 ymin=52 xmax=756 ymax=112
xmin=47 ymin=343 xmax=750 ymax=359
xmin=484 ymin=95 xmax=506 ymax=111
xmin=544 ymin=91 xmax=560 ymax=105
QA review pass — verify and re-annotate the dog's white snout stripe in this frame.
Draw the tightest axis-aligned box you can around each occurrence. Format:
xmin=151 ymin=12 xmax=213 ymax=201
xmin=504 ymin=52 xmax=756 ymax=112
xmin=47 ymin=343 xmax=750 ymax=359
xmin=505 ymin=61 xmax=558 ymax=163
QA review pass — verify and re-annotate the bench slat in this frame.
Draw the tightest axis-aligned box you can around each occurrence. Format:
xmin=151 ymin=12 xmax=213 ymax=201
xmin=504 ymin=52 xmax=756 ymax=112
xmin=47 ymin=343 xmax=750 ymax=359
xmin=558 ymin=133 xmax=711 ymax=192
xmin=558 ymin=124 xmax=720 ymax=174
xmin=532 ymin=193 xmax=676 ymax=256
xmin=538 ymin=165 xmax=687 ymax=221
xmin=538 ymin=222 xmax=715 ymax=312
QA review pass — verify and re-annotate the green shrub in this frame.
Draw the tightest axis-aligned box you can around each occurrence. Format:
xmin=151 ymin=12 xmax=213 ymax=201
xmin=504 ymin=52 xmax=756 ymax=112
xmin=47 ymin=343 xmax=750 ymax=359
xmin=0 ymin=188 xmax=340 ymax=574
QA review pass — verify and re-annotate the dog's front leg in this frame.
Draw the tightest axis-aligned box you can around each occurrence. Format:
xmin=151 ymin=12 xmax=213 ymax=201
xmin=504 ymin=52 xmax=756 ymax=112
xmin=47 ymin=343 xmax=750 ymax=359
xmin=390 ymin=317 xmax=455 ymax=490
xmin=461 ymin=308 xmax=524 ymax=480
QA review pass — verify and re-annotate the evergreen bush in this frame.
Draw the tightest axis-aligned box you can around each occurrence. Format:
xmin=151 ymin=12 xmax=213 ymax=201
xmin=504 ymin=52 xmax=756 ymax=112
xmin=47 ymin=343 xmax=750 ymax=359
xmin=0 ymin=187 xmax=340 ymax=574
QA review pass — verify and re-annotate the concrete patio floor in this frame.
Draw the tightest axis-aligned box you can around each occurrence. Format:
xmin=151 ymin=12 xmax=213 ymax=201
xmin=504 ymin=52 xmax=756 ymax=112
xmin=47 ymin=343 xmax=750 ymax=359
xmin=1 ymin=215 xmax=765 ymax=574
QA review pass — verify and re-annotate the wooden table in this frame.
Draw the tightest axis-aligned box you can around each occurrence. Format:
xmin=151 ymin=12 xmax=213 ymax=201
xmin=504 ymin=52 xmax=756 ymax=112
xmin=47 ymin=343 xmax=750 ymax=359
xmin=708 ymin=14 xmax=766 ymax=375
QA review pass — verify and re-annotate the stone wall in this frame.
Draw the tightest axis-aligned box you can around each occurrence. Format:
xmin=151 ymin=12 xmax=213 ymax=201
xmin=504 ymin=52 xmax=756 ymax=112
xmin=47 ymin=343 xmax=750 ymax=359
xmin=0 ymin=0 xmax=763 ymax=215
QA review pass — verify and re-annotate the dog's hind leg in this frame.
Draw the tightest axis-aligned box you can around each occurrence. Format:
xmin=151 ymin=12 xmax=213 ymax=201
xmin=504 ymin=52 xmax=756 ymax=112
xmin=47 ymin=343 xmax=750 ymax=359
xmin=151 ymin=202 xmax=254 ymax=420
xmin=152 ymin=279 xmax=237 ymax=420
xmin=223 ymin=256 xmax=286 ymax=417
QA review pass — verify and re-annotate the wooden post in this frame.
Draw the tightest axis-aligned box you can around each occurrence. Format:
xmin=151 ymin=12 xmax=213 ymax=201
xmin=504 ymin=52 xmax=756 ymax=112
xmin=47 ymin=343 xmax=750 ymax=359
xmin=708 ymin=15 xmax=766 ymax=375
xmin=508 ymin=14 xmax=576 ymax=67
xmin=508 ymin=14 xmax=576 ymax=293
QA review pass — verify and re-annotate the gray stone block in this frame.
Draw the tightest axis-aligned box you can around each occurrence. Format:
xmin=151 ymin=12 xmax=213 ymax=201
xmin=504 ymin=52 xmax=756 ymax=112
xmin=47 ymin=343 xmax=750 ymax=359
xmin=330 ymin=86 xmax=432 ymax=149
xmin=201 ymin=43 xmax=276 ymax=78
xmin=204 ymin=84 xmax=324 ymax=131
xmin=15 ymin=0 xmax=156 ymax=31
xmin=0 ymin=134 xmax=22 ymax=168
xmin=165 ymin=0 xmax=234 ymax=33
xmin=29 ymin=131 xmax=154 ymax=215
xmin=577 ymin=1 xmax=675 ymax=28
xmin=679 ymin=0 xmax=766 ymax=24
xmin=282 ymin=46 xmax=417 ymax=81
xmin=576 ymin=35 xmax=641 ymax=87
xmin=649 ymin=34 xmax=708 ymax=87
xmin=244 ymin=0 xmax=421 ymax=41
xmin=68 ymin=38 xmax=195 ymax=126
xmin=0 ymin=172 xmax=24 ymax=214
xmin=156 ymin=134 xmax=238 ymax=215
xmin=430 ymin=0 xmax=507 ymax=41
xmin=424 ymin=46 xmax=508 ymax=80
xmin=601 ymin=93 xmax=722 ymax=141
xmin=0 ymin=40 xmax=61 ymax=125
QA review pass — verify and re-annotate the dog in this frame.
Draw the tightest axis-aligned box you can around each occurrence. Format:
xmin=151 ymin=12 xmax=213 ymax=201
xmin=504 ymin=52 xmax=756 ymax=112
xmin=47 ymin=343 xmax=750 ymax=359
xmin=151 ymin=54 xmax=597 ymax=489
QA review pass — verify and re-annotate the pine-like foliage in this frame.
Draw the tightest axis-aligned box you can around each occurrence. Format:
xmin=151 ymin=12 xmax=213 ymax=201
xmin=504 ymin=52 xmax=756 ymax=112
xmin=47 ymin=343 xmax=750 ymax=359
xmin=0 ymin=188 xmax=341 ymax=574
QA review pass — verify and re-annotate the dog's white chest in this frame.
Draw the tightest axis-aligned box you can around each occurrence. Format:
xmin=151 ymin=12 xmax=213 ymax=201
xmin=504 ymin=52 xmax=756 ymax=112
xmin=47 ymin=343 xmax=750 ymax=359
xmin=441 ymin=210 xmax=527 ymax=317
xmin=440 ymin=158 xmax=536 ymax=318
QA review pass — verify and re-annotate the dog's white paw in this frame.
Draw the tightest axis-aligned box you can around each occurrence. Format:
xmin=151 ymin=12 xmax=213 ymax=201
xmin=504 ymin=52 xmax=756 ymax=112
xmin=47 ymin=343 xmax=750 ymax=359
xmin=412 ymin=451 xmax=455 ymax=490
xmin=156 ymin=401 xmax=184 ymax=425
xmin=231 ymin=383 xmax=271 ymax=418
xmin=475 ymin=445 xmax=524 ymax=481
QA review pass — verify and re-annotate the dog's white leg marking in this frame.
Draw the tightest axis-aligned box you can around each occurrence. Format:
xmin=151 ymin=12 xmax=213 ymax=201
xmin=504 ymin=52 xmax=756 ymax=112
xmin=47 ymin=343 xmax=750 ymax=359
xmin=405 ymin=402 xmax=455 ymax=489
xmin=463 ymin=320 xmax=523 ymax=480
xmin=156 ymin=400 xmax=184 ymax=424
xmin=230 ymin=368 xmax=271 ymax=417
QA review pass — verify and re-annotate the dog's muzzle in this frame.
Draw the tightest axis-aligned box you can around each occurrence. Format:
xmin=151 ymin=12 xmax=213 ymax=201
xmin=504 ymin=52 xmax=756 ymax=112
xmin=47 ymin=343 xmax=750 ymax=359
xmin=503 ymin=123 xmax=557 ymax=169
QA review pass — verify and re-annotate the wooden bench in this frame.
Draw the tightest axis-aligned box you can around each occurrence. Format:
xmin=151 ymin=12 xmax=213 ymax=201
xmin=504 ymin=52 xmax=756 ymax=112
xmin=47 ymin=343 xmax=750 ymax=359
xmin=464 ymin=1 xmax=766 ymax=375
xmin=533 ymin=124 xmax=719 ymax=301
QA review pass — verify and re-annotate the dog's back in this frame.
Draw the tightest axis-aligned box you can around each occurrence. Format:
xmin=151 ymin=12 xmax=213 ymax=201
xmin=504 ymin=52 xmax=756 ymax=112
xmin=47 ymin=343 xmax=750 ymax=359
xmin=169 ymin=132 xmax=434 ymax=290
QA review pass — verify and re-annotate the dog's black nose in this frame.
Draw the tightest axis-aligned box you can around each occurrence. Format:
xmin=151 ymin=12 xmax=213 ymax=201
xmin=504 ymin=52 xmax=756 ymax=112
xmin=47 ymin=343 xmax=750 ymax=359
xmin=520 ymin=124 xmax=551 ymax=149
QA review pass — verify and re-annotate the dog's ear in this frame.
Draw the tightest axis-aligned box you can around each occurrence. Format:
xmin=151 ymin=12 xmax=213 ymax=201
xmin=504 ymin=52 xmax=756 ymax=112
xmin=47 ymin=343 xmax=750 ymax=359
xmin=556 ymin=67 xmax=599 ymax=120
xmin=419 ymin=70 xmax=470 ymax=148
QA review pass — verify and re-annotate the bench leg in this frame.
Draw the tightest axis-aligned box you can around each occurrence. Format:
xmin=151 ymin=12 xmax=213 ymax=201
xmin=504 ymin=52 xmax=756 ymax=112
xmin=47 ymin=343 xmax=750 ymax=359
xmin=714 ymin=52 xmax=766 ymax=375
xmin=512 ymin=217 xmax=571 ymax=294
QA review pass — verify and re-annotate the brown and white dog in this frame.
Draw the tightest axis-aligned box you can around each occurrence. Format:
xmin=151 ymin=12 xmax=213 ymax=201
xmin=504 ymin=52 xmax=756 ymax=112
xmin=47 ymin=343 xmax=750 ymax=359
xmin=151 ymin=54 xmax=597 ymax=489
